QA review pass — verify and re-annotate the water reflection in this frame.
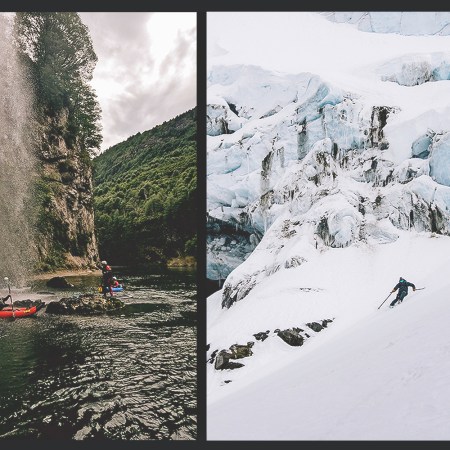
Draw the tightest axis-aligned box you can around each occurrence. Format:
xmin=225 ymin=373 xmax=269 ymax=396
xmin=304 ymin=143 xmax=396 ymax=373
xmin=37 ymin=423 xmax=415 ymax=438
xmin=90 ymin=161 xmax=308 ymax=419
xmin=0 ymin=268 xmax=197 ymax=440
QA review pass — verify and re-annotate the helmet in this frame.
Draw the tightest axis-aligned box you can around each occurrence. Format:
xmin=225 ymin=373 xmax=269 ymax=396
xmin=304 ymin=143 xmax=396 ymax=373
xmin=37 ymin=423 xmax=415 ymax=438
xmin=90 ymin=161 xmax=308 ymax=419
xmin=399 ymin=277 xmax=405 ymax=282
xmin=112 ymin=277 xmax=117 ymax=281
xmin=101 ymin=261 xmax=107 ymax=265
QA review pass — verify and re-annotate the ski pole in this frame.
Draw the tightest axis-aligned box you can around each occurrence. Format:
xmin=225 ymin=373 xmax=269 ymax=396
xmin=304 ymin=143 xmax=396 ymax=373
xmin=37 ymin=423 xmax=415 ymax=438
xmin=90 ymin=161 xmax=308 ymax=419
xmin=377 ymin=292 xmax=392 ymax=310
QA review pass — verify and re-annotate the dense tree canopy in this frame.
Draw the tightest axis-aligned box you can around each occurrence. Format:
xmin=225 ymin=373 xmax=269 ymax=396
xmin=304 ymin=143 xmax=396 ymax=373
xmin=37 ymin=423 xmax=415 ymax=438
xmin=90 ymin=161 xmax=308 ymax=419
xmin=14 ymin=12 xmax=102 ymax=153
xmin=93 ymin=108 xmax=197 ymax=267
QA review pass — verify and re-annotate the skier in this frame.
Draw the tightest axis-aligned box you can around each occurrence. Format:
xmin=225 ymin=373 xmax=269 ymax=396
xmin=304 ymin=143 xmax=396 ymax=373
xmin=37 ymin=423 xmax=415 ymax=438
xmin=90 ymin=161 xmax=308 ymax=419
xmin=390 ymin=277 xmax=416 ymax=307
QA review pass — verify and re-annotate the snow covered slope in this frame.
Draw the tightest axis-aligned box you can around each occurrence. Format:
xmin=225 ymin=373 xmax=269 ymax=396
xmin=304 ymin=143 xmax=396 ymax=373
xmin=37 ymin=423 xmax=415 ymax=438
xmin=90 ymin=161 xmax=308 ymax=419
xmin=208 ymin=239 xmax=450 ymax=439
xmin=207 ymin=12 xmax=450 ymax=440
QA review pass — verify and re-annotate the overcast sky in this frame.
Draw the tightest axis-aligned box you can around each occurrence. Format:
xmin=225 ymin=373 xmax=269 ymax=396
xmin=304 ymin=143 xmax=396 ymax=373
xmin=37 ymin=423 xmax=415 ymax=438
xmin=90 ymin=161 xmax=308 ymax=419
xmin=78 ymin=12 xmax=196 ymax=153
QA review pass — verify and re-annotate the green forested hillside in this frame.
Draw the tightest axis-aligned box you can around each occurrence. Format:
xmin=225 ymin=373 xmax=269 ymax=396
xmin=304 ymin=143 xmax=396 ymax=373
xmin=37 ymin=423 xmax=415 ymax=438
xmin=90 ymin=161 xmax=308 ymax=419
xmin=93 ymin=108 xmax=197 ymax=267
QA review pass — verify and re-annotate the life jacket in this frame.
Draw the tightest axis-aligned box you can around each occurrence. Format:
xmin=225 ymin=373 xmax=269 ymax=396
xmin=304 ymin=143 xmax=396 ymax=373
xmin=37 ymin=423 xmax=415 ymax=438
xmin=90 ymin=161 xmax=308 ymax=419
xmin=102 ymin=265 xmax=113 ymax=283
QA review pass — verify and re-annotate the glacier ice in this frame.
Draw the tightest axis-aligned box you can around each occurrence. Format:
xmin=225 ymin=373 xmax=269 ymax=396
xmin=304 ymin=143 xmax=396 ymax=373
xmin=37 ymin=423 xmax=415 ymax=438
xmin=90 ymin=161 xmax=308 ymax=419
xmin=207 ymin=64 xmax=450 ymax=308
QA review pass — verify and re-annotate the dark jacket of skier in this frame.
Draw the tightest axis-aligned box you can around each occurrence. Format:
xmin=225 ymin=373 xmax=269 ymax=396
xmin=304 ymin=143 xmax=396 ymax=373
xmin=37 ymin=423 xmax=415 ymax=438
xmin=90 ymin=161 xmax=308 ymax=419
xmin=390 ymin=277 xmax=416 ymax=307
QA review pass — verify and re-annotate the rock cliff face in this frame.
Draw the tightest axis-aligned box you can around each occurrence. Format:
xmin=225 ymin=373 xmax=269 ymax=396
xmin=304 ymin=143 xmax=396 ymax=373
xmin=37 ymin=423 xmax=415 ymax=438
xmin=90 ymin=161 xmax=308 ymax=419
xmin=0 ymin=15 xmax=98 ymax=279
xmin=34 ymin=109 xmax=99 ymax=271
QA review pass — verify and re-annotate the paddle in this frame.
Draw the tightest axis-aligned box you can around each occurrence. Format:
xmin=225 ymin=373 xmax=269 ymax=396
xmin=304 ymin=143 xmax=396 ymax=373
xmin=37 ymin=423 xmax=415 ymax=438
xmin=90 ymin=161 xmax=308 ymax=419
xmin=4 ymin=277 xmax=14 ymax=317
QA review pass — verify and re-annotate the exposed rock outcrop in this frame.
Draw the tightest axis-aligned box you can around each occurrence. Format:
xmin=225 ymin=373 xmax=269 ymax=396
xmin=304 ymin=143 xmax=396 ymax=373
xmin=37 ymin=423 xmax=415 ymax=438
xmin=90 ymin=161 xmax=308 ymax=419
xmin=46 ymin=276 xmax=75 ymax=288
xmin=208 ymin=319 xmax=334 ymax=370
xmin=45 ymin=293 xmax=124 ymax=315
xmin=213 ymin=342 xmax=255 ymax=370
xmin=34 ymin=110 xmax=99 ymax=271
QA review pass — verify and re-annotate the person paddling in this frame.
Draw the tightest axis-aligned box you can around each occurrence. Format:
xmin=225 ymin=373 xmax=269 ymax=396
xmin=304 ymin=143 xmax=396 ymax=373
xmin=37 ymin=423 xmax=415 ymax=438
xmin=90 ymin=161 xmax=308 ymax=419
xmin=390 ymin=277 xmax=416 ymax=308
xmin=1 ymin=277 xmax=14 ymax=311
xmin=0 ymin=294 xmax=12 ymax=310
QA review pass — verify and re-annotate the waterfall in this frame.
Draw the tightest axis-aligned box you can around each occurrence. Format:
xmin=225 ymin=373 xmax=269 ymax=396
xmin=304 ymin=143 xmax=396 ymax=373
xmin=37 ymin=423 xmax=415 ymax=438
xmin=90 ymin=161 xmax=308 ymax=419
xmin=0 ymin=14 xmax=37 ymax=288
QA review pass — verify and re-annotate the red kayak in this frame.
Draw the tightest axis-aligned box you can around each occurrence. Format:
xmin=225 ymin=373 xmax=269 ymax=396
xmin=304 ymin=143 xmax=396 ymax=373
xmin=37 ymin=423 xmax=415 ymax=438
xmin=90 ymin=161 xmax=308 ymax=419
xmin=0 ymin=305 xmax=39 ymax=319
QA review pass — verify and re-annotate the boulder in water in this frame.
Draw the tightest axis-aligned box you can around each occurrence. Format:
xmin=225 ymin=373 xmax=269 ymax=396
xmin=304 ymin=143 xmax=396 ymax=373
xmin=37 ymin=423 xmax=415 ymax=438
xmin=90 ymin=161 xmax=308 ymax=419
xmin=46 ymin=276 xmax=75 ymax=288
xmin=45 ymin=293 xmax=125 ymax=315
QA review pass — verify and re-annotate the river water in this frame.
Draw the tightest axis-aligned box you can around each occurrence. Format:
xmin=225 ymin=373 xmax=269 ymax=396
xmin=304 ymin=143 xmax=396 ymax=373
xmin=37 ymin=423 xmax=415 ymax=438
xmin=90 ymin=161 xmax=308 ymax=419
xmin=0 ymin=267 xmax=197 ymax=440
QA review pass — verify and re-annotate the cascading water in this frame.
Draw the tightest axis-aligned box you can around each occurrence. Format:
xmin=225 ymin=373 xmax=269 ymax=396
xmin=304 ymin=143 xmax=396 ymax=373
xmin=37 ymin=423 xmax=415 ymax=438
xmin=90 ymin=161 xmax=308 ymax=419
xmin=0 ymin=14 xmax=37 ymax=288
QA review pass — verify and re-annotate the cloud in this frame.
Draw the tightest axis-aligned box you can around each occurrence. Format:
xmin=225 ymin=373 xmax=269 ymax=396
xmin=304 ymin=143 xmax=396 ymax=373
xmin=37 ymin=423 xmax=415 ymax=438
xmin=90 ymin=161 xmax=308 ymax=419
xmin=79 ymin=12 xmax=196 ymax=152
